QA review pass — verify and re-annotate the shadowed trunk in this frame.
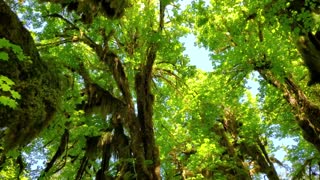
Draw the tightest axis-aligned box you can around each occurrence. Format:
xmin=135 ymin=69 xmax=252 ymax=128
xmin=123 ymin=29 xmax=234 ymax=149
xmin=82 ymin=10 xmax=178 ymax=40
xmin=0 ymin=0 xmax=64 ymax=150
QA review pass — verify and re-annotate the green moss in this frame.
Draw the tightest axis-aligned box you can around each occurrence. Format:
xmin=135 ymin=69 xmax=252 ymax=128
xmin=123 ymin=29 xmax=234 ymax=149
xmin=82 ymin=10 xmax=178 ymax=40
xmin=0 ymin=50 xmax=65 ymax=150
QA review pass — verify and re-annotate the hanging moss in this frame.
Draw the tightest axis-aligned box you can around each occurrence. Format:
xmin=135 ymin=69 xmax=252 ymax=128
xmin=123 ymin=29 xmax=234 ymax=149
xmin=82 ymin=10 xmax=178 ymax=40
xmin=40 ymin=0 xmax=128 ymax=24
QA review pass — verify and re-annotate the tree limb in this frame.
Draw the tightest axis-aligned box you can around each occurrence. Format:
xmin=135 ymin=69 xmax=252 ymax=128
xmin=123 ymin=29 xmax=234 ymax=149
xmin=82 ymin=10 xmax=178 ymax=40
xmin=42 ymin=129 xmax=69 ymax=176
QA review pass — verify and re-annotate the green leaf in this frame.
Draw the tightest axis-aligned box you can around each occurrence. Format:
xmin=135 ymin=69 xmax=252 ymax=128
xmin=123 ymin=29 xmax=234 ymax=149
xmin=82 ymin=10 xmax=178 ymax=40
xmin=0 ymin=38 xmax=11 ymax=47
xmin=0 ymin=52 xmax=8 ymax=61
xmin=0 ymin=96 xmax=17 ymax=109
xmin=11 ymin=44 xmax=25 ymax=61
xmin=0 ymin=75 xmax=15 ymax=85
xmin=0 ymin=83 xmax=11 ymax=91
xmin=0 ymin=38 xmax=24 ymax=61
xmin=11 ymin=91 xmax=21 ymax=99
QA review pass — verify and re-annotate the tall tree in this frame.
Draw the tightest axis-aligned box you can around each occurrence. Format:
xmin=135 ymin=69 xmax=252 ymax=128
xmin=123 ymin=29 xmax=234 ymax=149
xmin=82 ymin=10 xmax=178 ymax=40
xmin=190 ymin=0 xmax=320 ymax=178
xmin=0 ymin=0 xmax=189 ymax=179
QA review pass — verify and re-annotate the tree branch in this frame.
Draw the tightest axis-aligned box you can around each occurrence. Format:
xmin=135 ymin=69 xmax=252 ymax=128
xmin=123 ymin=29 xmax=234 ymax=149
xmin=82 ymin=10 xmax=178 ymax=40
xmin=42 ymin=129 xmax=69 ymax=176
xmin=44 ymin=13 xmax=101 ymax=52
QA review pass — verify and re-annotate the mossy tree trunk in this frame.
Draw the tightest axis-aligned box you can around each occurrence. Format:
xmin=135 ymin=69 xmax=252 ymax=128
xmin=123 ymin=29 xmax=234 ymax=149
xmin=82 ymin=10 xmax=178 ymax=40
xmin=0 ymin=0 xmax=63 ymax=150
xmin=256 ymin=68 xmax=320 ymax=152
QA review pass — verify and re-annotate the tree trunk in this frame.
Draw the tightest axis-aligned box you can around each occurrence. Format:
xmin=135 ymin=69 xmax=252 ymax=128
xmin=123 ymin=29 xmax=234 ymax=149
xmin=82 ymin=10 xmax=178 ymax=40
xmin=0 ymin=0 xmax=63 ymax=150
xmin=257 ymin=68 xmax=320 ymax=152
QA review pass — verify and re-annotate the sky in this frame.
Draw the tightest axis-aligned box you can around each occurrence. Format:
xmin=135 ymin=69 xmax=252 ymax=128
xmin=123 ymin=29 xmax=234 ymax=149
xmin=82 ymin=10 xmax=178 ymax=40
xmin=177 ymin=0 xmax=212 ymax=71
xmin=180 ymin=35 xmax=213 ymax=72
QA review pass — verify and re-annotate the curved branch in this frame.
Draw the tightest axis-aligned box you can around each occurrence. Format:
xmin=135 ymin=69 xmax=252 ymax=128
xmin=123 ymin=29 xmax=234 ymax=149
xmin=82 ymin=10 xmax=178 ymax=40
xmin=42 ymin=129 xmax=69 ymax=176
xmin=44 ymin=13 xmax=101 ymax=52
xmin=102 ymin=52 xmax=133 ymax=104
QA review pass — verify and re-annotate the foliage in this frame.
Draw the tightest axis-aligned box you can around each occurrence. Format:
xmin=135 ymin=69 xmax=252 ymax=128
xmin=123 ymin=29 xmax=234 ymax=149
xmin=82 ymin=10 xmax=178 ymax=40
xmin=0 ymin=38 xmax=25 ymax=61
xmin=0 ymin=75 xmax=21 ymax=109
xmin=2 ymin=0 xmax=320 ymax=179
xmin=0 ymin=38 xmax=23 ymax=108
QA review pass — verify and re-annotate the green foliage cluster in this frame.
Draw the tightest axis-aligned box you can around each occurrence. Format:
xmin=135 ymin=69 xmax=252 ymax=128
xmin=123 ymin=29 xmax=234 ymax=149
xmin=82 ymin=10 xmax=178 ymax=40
xmin=2 ymin=0 xmax=320 ymax=179
xmin=0 ymin=38 xmax=23 ymax=109
xmin=0 ymin=38 xmax=25 ymax=61
xmin=0 ymin=75 xmax=21 ymax=108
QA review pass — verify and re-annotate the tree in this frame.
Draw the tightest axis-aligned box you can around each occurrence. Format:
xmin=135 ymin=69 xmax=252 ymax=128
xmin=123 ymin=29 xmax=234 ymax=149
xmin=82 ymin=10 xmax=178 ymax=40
xmin=1 ymin=0 xmax=320 ymax=179
xmin=190 ymin=0 xmax=320 ymax=178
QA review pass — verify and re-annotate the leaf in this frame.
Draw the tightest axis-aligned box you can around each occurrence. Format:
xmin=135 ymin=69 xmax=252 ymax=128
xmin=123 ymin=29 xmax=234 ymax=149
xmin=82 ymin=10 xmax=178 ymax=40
xmin=11 ymin=44 xmax=25 ymax=61
xmin=0 ymin=38 xmax=11 ymax=48
xmin=11 ymin=91 xmax=21 ymax=99
xmin=0 ymin=75 xmax=15 ymax=85
xmin=0 ymin=52 xmax=9 ymax=61
xmin=0 ymin=38 xmax=24 ymax=61
xmin=0 ymin=83 xmax=11 ymax=91
xmin=0 ymin=96 xmax=17 ymax=109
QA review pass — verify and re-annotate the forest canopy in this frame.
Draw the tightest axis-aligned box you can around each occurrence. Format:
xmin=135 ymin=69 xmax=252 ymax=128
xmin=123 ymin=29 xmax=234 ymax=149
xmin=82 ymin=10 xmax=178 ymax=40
xmin=1 ymin=0 xmax=320 ymax=179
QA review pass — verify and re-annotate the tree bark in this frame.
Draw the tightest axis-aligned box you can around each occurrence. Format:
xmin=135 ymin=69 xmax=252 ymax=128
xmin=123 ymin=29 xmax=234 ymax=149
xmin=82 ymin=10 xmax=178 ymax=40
xmin=256 ymin=68 xmax=320 ymax=152
xmin=0 ymin=0 xmax=63 ymax=150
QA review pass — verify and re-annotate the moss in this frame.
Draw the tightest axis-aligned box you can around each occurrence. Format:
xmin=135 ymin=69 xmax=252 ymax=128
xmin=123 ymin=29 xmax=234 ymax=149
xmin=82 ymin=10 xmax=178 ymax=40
xmin=0 ymin=1 xmax=65 ymax=150
xmin=0 ymin=57 xmax=65 ymax=150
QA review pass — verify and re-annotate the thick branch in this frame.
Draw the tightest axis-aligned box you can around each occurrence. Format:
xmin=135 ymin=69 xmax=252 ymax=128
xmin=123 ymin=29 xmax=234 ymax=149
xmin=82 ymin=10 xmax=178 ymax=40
xmin=42 ymin=129 xmax=69 ymax=176
xmin=102 ymin=52 xmax=133 ymax=104
xmin=256 ymin=68 xmax=320 ymax=152
xmin=100 ymin=51 xmax=151 ymax=178
xmin=74 ymin=63 xmax=126 ymax=116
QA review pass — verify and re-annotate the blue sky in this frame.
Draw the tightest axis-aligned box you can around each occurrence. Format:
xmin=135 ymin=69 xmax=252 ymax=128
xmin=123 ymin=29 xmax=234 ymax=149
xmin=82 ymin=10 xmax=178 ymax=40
xmin=180 ymin=35 xmax=213 ymax=71
xmin=178 ymin=0 xmax=212 ymax=72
